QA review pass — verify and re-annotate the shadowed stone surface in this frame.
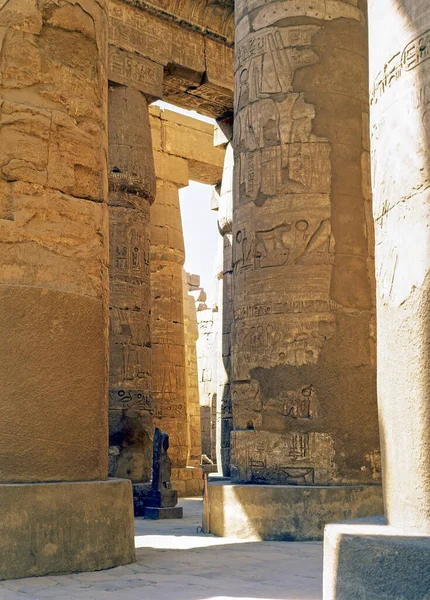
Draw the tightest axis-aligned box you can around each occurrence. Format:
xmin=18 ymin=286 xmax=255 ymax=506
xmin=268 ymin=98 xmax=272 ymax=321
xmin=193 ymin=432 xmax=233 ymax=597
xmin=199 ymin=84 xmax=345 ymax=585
xmin=324 ymin=519 xmax=430 ymax=600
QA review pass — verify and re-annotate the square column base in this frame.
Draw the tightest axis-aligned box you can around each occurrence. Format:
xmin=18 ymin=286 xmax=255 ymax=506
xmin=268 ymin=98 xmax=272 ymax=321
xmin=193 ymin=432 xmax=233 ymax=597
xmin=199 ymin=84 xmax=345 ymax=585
xmin=208 ymin=482 xmax=383 ymax=541
xmin=144 ymin=507 xmax=183 ymax=519
xmin=323 ymin=518 xmax=430 ymax=599
xmin=171 ymin=467 xmax=203 ymax=497
xmin=0 ymin=479 xmax=136 ymax=580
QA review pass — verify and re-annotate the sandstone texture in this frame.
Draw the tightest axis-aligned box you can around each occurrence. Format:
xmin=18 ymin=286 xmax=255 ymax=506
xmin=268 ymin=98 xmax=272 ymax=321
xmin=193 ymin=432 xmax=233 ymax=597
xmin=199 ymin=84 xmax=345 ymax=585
xmin=108 ymin=0 xmax=234 ymax=117
xmin=231 ymin=0 xmax=380 ymax=487
xmin=108 ymin=86 xmax=156 ymax=483
xmin=0 ymin=0 xmax=109 ymax=483
xmin=209 ymin=481 xmax=383 ymax=541
xmin=0 ymin=480 xmax=135 ymax=580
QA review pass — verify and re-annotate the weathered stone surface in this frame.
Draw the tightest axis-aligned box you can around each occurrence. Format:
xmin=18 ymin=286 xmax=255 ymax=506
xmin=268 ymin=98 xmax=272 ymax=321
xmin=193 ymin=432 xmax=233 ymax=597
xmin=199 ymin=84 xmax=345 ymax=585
xmin=324 ymin=519 xmax=430 ymax=600
xmin=231 ymin=0 xmax=380 ymax=486
xmin=108 ymin=87 xmax=156 ymax=483
xmin=369 ymin=0 xmax=430 ymax=536
xmin=216 ymin=138 xmax=234 ymax=476
xmin=208 ymin=482 xmax=383 ymax=541
xmin=196 ymin=301 xmax=219 ymax=461
xmin=108 ymin=0 xmax=233 ymax=118
xmin=151 ymin=177 xmax=189 ymax=468
xmin=0 ymin=285 xmax=108 ymax=483
xmin=0 ymin=479 xmax=135 ymax=580
xmin=149 ymin=106 xmax=225 ymax=186
xmin=183 ymin=271 xmax=203 ymax=467
xmin=108 ymin=46 xmax=163 ymax=99
xmin=0 ymin=0 xmax=110 ymax=483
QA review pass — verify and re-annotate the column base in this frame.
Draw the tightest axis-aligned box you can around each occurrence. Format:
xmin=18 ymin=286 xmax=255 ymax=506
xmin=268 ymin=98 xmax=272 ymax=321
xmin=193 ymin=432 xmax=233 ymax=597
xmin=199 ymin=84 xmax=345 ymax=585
xmin=323 ymin=518 xmax=430 ymax=599
xmin=208 ymin=481 xmax=383 ymax=541
xmin=144 ymin=506 xmax=183 ymax=520
xmin=171 ymin=467 xmax=203 ymax=497
xmin=0 ymin=479 xmax=136 ymax=580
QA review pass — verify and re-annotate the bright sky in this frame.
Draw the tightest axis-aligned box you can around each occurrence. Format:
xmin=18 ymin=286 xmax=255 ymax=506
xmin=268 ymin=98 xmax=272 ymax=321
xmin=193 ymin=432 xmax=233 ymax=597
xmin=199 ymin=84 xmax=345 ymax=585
xmin=179 ymin=181 xmax=219 ymax=305
xmin=152 ymin=101 xmax=220 ymax=305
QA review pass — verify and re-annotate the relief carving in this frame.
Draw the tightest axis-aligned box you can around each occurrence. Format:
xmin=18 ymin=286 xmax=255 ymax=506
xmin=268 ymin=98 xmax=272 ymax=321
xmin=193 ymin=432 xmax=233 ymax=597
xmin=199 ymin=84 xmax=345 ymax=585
xmin=234 ymin=218 xmax=335 ymax=274
xmin=234 ymin=25 xmax=331 ymax=206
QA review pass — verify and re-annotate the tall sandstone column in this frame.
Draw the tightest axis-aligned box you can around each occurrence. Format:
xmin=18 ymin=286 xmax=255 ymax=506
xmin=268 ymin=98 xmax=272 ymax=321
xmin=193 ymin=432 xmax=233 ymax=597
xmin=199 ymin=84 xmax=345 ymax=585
xmin=324 ymin=2 xmax=430 ymax=597
xmin=0 ymin=0 xmax=134 ymax=579
xmin=209 ymin=0 xmax=383 ymax=539
xmin=182 ymin=271 xmax=203 ymax=470
xmin=216 ymin=141 xmax=234 ymax=476
xmin=151 ymin=178 xmax=189 ymax=470
xmin=108 ymin=87 xmax=156 ymax=483
xmin=232 ymin=0 xmax=379 ymax=487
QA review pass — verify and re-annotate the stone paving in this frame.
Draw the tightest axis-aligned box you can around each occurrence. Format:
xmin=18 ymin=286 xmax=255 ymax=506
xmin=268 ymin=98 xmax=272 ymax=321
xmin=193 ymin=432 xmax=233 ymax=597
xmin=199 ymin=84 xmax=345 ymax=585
xmin=0 ymin=499 xmax=323 ymax=600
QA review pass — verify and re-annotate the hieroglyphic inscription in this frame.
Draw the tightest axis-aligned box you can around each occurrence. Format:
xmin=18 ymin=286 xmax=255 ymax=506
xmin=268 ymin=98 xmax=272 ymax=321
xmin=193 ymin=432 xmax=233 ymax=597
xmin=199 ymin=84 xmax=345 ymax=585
xmin=108 ymin=46 xmax=163 ymax=99
xmin=234 ymin=218 xmax=335 ymax=274
xmin=109 ymin=389 xmax=152 ymax=412
xmin=234 ymin=299 xmax=341 ymax=320
xmin=231 ymin=430 xmax=335 ymax=484
xmin=372 ymin=29 xmax=430 ymax=103
xmin=235 ymin=25 xmax=331 ymax=206
xmin=232 ymin=317 xmax=336 ymax=377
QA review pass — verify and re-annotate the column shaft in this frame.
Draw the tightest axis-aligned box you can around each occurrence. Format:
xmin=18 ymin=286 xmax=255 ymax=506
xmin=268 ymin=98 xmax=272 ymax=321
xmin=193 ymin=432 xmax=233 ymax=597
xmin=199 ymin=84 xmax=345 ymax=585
xmin=369 ymin=0 xmax=430 ymax=533
xmin=232 ymin=0 xmax=379 ymax=486
xmin=108 ymin=86 xmax=156 ymax=483
xmin=0 ymin=0 xmax=109 ymax=483
xmin=151 ymin=179 xmax=189 ymax=468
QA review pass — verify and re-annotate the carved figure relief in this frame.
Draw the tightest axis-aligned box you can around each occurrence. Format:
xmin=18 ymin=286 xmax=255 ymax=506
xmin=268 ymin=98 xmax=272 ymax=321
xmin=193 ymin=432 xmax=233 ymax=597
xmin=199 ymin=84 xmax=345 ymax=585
xmin=234 ymin=218 xmax=335 ymax=274
xmin=234 ymin=25 xmax=331 ymax=206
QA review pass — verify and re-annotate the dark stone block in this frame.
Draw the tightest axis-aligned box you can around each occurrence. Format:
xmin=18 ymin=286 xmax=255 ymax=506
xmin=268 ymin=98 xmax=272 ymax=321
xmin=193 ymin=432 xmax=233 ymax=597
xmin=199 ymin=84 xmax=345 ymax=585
xmin=133 ymin=482 xmax=151 ymax=517
xmin=144 ymin=507 xmax=183 ymax=520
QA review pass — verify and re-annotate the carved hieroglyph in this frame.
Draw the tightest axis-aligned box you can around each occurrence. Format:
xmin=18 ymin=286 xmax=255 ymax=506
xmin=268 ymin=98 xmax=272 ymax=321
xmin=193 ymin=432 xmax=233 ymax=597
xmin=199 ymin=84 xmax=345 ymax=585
xmin=108 ymin=87 xmax=156 ymax=483
xmin=369 ymin=0 xmax=430 ymax=534
xmin=0 ymin=0 xmax=110 ymax=483
xmin=231 ymin=0 xmax=380 ymax=485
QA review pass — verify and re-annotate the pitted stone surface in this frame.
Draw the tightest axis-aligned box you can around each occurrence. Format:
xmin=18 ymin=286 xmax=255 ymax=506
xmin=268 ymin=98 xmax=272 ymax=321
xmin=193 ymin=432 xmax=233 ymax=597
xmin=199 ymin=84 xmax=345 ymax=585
xmin=231 ymin=0 xmax=380 ymax=487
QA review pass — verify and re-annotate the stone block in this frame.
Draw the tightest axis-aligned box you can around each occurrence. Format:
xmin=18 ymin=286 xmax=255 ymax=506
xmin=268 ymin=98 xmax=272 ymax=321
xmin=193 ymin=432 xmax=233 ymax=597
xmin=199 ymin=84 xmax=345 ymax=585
xmin=0 ymin=479 xmax=135 ymax=580
xmin=144 ymin=507 xmax=183 ymax=520
xmin=108 ymin=46 xmax=163 ymax=99
xmin=208 ymin=482 xmax=383 ymax=541
xmin=323 ymin=519 xmax=430 ymax=599
xmin=153 ymin=152 xmax=189 ymax=188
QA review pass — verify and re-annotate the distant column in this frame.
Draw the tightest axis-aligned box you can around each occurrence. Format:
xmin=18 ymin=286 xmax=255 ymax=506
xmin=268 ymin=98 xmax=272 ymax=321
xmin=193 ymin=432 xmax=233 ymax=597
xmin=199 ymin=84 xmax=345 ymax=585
xmin=108 ymin=86 xmax=156 ymax=483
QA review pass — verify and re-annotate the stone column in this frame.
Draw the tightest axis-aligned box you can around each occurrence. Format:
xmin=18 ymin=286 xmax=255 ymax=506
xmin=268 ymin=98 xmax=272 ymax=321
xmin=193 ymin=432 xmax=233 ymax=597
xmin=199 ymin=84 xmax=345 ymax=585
xmin=323 ymin=2 xmax=430 ymax=597
xmin=151 ymin=177 xmax=189 ymax=469
xmin=216 ymin=141 xmax=234 ymax=476
xmin=208 ymin=0 xmax=383 ymax=541
xmin=108 ymin=87 xmax=156 ymax=484
xmin=183 ymin=270 xmax=203 ymax=469
xmin=0 ymin=0 xmax=134 ymax=579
